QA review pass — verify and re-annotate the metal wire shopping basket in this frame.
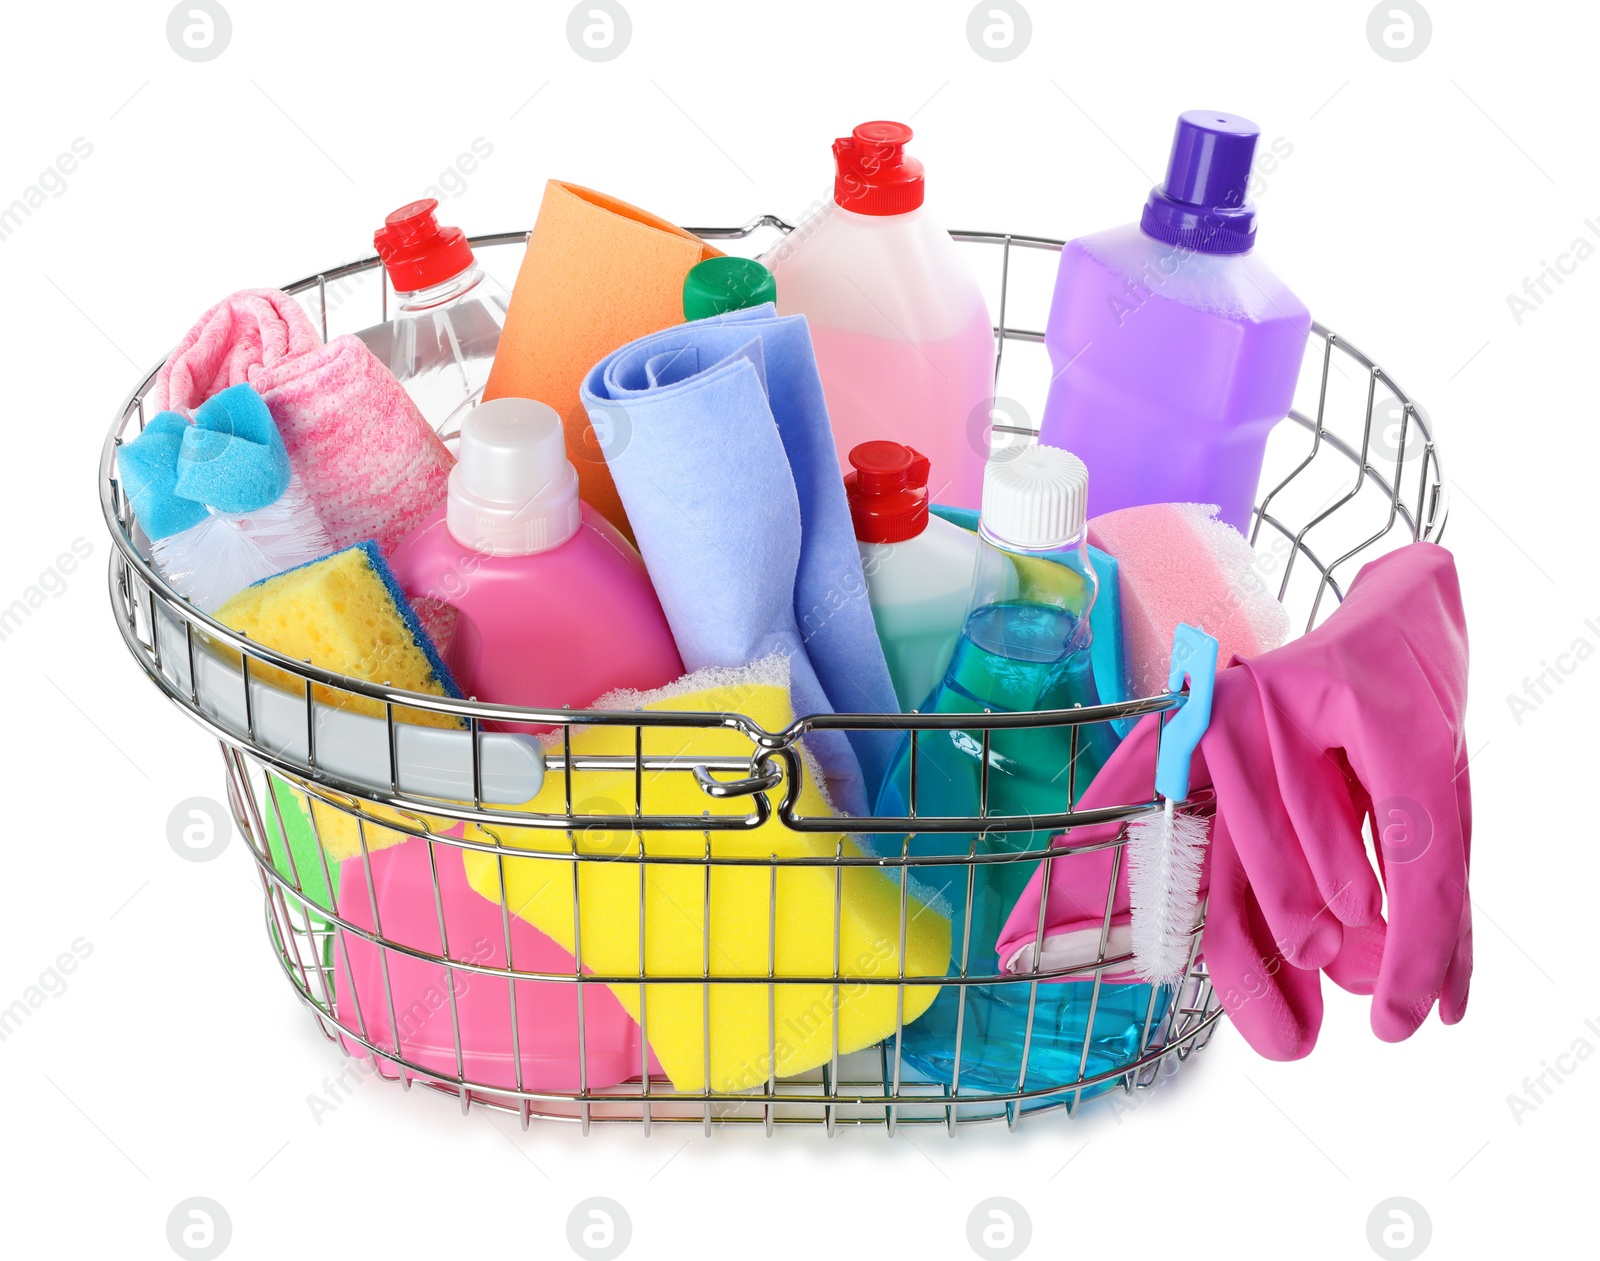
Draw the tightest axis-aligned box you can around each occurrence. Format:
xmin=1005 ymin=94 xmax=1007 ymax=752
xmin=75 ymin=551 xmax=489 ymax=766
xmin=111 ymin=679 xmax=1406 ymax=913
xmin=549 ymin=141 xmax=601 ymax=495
xmin=99 ymin=217 xmax=1446 ymax=1134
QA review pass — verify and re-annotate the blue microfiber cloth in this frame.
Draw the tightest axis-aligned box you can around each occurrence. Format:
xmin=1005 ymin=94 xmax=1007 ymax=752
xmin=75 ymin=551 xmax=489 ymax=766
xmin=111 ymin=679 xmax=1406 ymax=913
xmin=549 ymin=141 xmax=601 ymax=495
xmin=581 ymin=303 xmax=898 ymax=816
xmin=931 ymin=504 xmax=1130 ymax=732
xmin=120 ymin=383 xmax=294 ymax=539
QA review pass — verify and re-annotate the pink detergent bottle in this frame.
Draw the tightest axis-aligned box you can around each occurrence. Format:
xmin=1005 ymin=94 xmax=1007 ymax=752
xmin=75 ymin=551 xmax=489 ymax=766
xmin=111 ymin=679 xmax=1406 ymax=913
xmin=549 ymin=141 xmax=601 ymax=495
xmin=1037 ymin=112 xmax=1311 ymax=532
xmin=764 ymin=122 xmax=995 ymax=510
xmin=388 ymin=397 xmax=684 ymax=727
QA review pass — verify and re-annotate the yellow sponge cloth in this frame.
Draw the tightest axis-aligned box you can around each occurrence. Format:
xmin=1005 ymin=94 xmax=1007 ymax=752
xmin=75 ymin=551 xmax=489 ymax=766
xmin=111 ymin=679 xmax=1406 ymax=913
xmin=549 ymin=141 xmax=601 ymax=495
xmin=214 ymin=541 xmax=462 ymax=730
xmin=461 ymin=657 xmax=951 ymax=1093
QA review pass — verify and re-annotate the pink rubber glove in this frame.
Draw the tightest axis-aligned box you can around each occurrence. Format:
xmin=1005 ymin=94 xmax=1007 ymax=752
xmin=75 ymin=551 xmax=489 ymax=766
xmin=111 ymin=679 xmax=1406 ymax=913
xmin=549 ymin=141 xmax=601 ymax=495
xmin=1200 ymin=670 xmax=1384 ymax=972
xmin=1238 ymin=542 xmax=1471 ymax=1039
xmin=997 ymin=542 xmax=1472 ymax=1055
xmin=995 ymin=669 xmax=1348 ymax=1059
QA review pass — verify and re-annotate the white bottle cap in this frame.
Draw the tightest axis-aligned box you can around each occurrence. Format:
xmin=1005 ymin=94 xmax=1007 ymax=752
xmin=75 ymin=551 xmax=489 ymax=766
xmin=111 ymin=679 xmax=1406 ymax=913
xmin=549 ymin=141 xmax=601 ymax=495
xmin=979 ymin=443 xmax=1089 ymax=551
xmin=446 ymin=398 xmax=582 ymax=555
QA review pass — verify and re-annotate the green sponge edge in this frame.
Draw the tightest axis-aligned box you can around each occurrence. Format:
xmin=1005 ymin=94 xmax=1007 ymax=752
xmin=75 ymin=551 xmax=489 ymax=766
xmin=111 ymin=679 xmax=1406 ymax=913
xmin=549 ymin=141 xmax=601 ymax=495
xmin=262 ymin=774 xmax=339 ymax=927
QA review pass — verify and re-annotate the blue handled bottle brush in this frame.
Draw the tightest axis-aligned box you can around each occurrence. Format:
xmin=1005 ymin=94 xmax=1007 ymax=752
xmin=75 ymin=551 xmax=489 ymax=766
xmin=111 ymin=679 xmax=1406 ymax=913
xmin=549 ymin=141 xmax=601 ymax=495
xmin=1129 ymin=623 xmax=1220 ymax=985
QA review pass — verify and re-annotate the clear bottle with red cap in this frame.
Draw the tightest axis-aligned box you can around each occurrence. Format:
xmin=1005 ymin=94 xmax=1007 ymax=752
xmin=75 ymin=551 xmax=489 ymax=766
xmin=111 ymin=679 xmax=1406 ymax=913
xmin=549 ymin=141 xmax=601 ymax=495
xmin=845 ymin=440 xmax=978 ymax=709
xmin=763 ymin=123 xmax=996 ymax=510
xmin=361 ymin=198 xmax=512 ymax=441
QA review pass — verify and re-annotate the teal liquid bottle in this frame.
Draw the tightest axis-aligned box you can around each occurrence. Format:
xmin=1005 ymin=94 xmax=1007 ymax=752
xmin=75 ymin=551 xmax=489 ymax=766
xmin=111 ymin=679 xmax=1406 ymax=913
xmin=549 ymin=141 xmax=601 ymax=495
xmin=879 ymin=445 xmax=1169 ymax=1101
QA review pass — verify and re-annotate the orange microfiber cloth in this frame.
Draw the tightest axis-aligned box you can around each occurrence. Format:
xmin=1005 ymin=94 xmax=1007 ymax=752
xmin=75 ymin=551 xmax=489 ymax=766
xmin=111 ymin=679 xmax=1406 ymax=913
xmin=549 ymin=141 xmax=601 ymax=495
xmin=481 ymin=181 xmax=722 ymax=543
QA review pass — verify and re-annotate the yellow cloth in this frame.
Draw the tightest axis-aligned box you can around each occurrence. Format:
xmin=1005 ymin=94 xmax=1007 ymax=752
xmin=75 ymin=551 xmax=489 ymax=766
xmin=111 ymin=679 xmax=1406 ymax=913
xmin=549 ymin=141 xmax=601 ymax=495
xmin=461 ymin=668 xmax=950 ymax=1093
xmin=481 ymin=181 xmax=722 ymax=545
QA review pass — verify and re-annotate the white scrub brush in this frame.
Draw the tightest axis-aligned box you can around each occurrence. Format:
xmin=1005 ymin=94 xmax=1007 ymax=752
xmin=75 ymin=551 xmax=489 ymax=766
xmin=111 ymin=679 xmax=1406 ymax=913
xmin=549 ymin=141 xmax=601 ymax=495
xmin=1128 ymin=624 xmax=1219 ymax=985
xmin=153 ymin=473 xmax=333 ymax=613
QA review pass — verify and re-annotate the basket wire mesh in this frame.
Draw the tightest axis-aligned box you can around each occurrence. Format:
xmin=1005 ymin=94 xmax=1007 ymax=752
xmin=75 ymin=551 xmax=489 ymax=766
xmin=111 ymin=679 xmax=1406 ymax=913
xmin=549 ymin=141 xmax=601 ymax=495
xmin=100 ymin=218 xmax=1444 ymax=1133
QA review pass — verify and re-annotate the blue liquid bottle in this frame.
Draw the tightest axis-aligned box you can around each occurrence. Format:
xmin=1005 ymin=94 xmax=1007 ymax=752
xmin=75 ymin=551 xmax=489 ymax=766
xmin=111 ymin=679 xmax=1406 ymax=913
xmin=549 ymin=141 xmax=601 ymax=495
xmin=879 ymin=445 xmax=1168 ymax=1100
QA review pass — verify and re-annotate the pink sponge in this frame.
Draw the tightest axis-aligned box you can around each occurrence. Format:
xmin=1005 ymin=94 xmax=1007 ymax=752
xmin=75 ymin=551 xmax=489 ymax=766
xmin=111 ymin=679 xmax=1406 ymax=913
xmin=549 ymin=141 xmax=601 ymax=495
xmin=1087 ymin=503 xmax=1290 ymax=696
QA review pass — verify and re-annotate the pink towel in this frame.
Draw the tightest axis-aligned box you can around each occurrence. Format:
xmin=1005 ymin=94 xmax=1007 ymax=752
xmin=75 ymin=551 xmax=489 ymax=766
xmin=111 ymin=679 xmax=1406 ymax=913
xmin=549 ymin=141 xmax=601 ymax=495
xmin=153 ymin=289 xmax=451 ymax=555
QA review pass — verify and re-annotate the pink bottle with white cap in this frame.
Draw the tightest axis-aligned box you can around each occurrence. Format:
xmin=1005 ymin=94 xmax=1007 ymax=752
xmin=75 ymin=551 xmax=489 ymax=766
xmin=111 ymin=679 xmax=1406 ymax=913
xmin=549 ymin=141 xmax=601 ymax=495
xmin=388 ymin=396 xmax=685 ymax=726
xmin=367 ymin=397 xmax=684 ymax=1092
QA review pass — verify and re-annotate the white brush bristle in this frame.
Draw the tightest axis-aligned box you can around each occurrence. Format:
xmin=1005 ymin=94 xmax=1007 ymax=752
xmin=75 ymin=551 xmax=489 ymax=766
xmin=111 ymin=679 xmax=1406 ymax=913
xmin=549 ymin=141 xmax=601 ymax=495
xmin=152 ymin=473 xmax=333 ymax=612
xmin=1128 ymin=806 xmax=1209 ymax=985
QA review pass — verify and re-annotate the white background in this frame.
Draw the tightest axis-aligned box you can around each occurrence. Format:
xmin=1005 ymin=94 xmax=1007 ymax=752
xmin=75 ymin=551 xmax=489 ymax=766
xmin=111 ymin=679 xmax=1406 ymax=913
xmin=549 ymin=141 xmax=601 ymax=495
xmin=3 ymin=1 xmax=1595 ymax=1257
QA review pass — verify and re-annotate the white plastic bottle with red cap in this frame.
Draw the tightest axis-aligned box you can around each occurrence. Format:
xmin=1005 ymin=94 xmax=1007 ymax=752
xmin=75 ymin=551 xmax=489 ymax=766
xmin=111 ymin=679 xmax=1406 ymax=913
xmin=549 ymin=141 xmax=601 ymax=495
xmin=844 ymin=440 xmax=979 ymax=710
xmin=362 ymin=198 xmax=512 ymax=440
xmin=764 ymin=122 xmax=996 ymax=510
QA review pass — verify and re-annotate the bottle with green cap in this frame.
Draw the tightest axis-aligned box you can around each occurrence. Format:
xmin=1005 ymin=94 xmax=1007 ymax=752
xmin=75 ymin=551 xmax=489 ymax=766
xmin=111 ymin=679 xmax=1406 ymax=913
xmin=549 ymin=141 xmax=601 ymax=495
xmin=682 ymin=256 xmax=777 ymax=320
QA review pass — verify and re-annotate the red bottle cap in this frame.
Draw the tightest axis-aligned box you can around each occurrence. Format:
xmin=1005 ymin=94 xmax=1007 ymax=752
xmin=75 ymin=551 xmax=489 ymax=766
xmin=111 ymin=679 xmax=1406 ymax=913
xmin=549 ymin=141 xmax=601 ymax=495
xmin=832 ymin=121 xmax=924 ymax=216
xmin=845 ymin=441 xmax=932 ymax=543
xmin=373 ymin=199 xmax=475 ymax=293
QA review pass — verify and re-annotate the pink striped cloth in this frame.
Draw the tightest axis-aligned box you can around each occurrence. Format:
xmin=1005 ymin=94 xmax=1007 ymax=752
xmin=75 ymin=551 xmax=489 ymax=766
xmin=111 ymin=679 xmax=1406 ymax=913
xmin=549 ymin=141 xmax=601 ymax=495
xmin=152 ymin=289 xmax=451 ymax=555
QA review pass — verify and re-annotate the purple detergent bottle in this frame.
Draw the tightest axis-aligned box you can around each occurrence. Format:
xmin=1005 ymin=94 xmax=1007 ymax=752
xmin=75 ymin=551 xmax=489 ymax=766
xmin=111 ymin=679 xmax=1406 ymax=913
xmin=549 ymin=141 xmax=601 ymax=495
xmin=1038 ymin=112 xmax=1310 ymax=532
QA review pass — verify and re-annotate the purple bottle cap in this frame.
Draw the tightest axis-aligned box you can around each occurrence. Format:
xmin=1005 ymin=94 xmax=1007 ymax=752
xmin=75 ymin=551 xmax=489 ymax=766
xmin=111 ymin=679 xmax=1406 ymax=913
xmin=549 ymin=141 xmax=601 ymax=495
xmin=1139 ymin=111 xmax=1259 ymax=255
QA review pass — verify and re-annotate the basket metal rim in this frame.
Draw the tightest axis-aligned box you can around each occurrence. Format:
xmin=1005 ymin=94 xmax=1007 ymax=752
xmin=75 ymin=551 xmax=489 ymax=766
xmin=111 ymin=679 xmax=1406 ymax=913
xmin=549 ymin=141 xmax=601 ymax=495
xmin=98 ymin=221 xmax=1445 ymax=739
xmin=289 ymin=983 xmax=1224 ymax=1119
xmin=103 ymin=223 xmax=1446 ymax=1131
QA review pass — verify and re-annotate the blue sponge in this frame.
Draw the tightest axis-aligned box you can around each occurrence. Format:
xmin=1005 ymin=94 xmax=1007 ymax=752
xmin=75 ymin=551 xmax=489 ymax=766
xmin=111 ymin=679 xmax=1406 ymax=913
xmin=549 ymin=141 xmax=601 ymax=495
xmin=174 ymin=383 xmax=292 ymax=513
xmin=120 ymin=413 xmax=208 ymax=539
xmin=119 ymin=383 xmax=294 ymax=540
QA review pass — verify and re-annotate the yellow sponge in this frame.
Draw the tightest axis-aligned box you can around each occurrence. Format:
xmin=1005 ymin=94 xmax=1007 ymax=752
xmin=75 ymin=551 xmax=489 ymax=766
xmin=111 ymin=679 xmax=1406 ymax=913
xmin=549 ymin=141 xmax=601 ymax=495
xmin=214 ymin=541 xmax=462 ymax=730
xmin=215 ymin=542 xmax=464 ymax=864
xmin=461 ymin=658 xmax=951 ymax=1093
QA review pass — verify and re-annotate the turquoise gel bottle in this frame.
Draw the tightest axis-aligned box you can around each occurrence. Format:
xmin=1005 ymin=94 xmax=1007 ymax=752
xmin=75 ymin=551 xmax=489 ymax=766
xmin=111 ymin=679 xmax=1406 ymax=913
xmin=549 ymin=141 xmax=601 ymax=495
xmin=879 ymin=444 xmax=1167 ymax=1101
